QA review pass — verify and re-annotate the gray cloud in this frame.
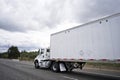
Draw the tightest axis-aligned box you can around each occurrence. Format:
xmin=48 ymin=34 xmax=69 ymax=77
xmin=72 ymin=0 xmax=120 ymax=23
xmin=0 ymin=0 xmax=120 ymax=52
xmin=0 ymin=0 xmax=120 ymax=32
xmin=0 ymin=18 xmax=25 ymax=32
xmin=0 ymin=0 xmax=64 ymax=32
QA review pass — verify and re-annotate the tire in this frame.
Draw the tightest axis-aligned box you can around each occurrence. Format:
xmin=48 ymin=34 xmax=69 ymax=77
xmin=51 ymin=62 xmax=60 ymax=72
xmin=34 ymin=60 xmax=39 ymax=69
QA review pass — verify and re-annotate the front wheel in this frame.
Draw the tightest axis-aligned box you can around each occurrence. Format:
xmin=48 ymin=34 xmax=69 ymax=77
xmin=51 ymin=62 xmax=60 ymax=72
xmin=34 ymin=60 xmax=39 ymax=69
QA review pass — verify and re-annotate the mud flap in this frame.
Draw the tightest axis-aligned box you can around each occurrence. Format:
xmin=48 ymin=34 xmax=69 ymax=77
xmin=59 ymin=63 xmax=66 ymax=72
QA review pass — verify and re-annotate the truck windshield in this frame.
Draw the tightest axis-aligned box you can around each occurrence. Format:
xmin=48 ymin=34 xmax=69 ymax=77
xmin=40 ymin=49 xmax=44 ymax=54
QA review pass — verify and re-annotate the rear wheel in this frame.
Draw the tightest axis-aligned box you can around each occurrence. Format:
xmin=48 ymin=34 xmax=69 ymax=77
xmin=34 ymin=60 xmax=39 ymax=69
xmin=51 ymin=62 xmax=60 ymax=72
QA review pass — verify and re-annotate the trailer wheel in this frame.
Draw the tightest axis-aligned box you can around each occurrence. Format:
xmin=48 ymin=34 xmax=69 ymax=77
xmin=51 ymin=62 xmax=60 ymax=72
xmin=34 ymin=60 xmax=39 ymax=69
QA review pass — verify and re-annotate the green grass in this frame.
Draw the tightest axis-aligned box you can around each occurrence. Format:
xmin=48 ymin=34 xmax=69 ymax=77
xmin=85 ymin=62 xmax=120 ymax=70
xmin=19 ymin=51 xmax=38 ymax=61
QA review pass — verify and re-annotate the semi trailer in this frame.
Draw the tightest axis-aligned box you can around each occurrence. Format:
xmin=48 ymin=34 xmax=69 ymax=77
xmin=34 ymin=13 xmax=120 ymax=72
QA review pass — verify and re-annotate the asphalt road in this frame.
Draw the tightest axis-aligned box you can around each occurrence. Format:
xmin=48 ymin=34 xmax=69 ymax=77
xmin=0 ymin=59 xmax=120 ymax=80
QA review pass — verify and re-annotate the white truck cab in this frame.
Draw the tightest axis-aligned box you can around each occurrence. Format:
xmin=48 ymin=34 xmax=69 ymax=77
xmin=34 ymin=48 xmax=51 ymax=69
xmin=34 ymin=48 xmax=69 ymax=72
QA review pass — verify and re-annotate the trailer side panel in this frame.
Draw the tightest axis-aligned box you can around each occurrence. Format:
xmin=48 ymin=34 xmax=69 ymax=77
xmin=50 ymin=13 xmax=120 ymax=61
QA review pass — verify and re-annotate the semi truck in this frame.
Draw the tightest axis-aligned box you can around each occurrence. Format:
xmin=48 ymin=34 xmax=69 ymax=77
xmin=34 ymin=13 xmax=120 ymax=72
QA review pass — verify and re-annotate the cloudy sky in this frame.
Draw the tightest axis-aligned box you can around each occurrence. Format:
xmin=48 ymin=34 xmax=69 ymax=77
xmin=0 ymin=0 xmax=120 ymax=52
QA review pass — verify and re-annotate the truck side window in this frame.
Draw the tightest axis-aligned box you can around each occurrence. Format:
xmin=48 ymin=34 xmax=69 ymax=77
xmin=47 ymin=49 xmax=50 ymax=52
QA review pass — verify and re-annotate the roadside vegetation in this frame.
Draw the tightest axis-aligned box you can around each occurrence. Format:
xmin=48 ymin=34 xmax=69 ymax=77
xmin=0 ymin=52 xmax=8 ymax=58
xmin=0 ymin=46 xmax=38 ymax=61
xmin=85 ymin=62 xmax=120 ymax=71
xmin=19 ymin=50 xmax=39 ymax=61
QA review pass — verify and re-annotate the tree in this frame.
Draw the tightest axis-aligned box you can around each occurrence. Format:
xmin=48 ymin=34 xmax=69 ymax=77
xmin=8 ymin=46 xmax=20 ymax=59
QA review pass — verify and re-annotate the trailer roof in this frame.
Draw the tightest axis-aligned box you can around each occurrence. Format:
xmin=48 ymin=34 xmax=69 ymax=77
xmin=51 ymin=12 xmax=120 ymax=36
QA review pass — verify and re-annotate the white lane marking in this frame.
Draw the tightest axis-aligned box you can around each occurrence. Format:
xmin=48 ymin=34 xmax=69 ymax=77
xmin=62 ymin=76 xmax=78 ymax=80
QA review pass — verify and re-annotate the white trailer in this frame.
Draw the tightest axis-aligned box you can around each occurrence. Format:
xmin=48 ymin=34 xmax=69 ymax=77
xmin=34 ymin=13 xmax=120 ymax=72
